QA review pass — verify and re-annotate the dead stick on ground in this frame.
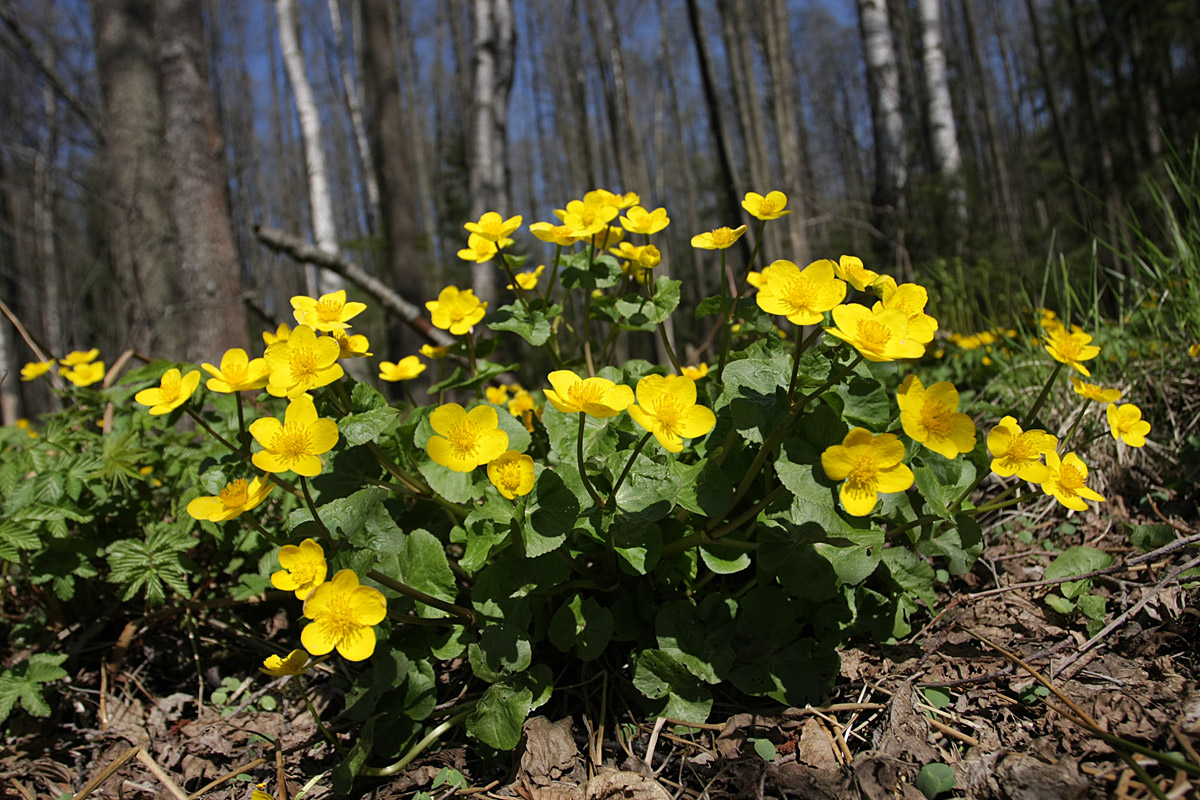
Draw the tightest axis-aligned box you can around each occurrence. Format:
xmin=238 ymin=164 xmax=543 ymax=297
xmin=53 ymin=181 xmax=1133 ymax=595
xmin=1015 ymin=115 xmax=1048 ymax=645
xmin=187 ymin=757 xmax=270 ymax=799
xmin=73 ymin=745 xmax=141 ymax=800
xmin=135 ymin=749 xmax=190 ymax=800
xmin=1053 ymin=552 xmax=1200 ymax=679
xmin=276 ymin=745 xmax=288 ymax=800
xmin=9 ymin=779 xmax=35 ymax=800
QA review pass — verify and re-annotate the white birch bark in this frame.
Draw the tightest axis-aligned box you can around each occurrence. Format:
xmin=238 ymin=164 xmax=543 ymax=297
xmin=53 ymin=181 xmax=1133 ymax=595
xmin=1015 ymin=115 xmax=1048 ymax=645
xmin=275 ymin=0 xmax=342 ymax=295
xmin=857 ymin=0 xmax=908 ymax=260
xmin=326 ymin=0 xmax=380 ymax=229
xmin=918 ymin=0 xmax=962 ymax=177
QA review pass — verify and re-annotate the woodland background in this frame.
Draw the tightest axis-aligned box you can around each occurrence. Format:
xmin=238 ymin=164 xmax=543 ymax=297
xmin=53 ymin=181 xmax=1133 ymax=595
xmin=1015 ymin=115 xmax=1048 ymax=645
xmin=1 ymin=0 xmax=1197 ymax=422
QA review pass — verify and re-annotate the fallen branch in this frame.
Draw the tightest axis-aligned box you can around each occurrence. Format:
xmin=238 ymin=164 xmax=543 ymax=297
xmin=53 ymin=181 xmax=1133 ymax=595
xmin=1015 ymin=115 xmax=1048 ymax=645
xmin=254 ymin=224 xmax=454 ymax=347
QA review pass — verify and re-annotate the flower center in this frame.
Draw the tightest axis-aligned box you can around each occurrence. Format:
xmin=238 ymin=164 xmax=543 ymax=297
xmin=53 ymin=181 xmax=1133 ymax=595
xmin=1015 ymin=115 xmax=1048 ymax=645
xmin=272 ymin=423 xmax=313 ymax=465
xmin=224 ymin=362 xmax=249 ymax=383
xmin=316 ymin=593 xmax=359 ymax=643
xmin=711 ymin=228 xmax=736 ymax=246
xmin=1057 ymin=463 xmax=1085 ymax=492
xmin=290 ymin=346 xmax=320 ymax=381
xmin=779 ymin=276 xmax=817 ymax=312
xmin=846 ymin=454 xmax=879 ymax=494
xmin=760 ymin=198 xmax=780 ymax=214
xmin=160 ymin=374 xmax=181 ymax=402
xmin=568 ymin=382 xmax=608 ymax=406
xmin=1054 ymin=335 xmax=1082 ymax=360
xmin=920 ymin=400 xmax=954 ymax=438
xmin=219 ymin=479 xmax=250 ymax=509
xmin=1006 ymin=433 xmax=1039 ymax=462
xmin=856 ymin=320 xmax=892 ymax=351
xmin=493 ymin=461 xmax=522 ymax=492
xmin=651 ymin=394 xmax=686 ymax=434
xmin=315 ymin=298 xmax=343 ymax=323
xmin=447 ymin=421 xmax=480 ymax=458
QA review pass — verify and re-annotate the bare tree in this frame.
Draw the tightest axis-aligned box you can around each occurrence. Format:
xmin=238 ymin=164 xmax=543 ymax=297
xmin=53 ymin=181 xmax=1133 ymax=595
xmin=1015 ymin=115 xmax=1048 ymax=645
xmin=917 ymin=0 xmax=966 ymax=228
xmin=326 ymin=0 xmax=379 ymax=230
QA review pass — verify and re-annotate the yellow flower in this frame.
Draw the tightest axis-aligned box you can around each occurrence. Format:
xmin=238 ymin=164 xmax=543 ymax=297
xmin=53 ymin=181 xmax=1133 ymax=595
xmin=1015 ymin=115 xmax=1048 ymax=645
xmin=271 ymin=537 xmax=327 ymax=599
xmin=680 ymin=363 xmax=708 ymax=380
xmin=620 ymin=205 xmax=670 ymax=235
xmin=15 ymin=419 xmax=38 ymax=439
xmin=20 ymin=361 xmax=53 ymax=381
xmin=264 ymin=324 xmax=344 ymax=399
xmin=1069 ymin=376 xmax=1121 ymax=403
xmin=420 ymin=343 xmax=451 ymax=359
xmin=896 ymin=375 xmax=976 ymax=459
xmin=870 ymin=273 xmax=897 ymax=296
xmin=59 ymin=348 xmax=100 ymax=367
xmin=201 ymin=348 xmax=270 ymax=393
xmin=691 ymin=225 xmax=748 ymax=250
xmin=833 ymin=255 xmax=880 ymax=293
xmin=595 ymin=188 xmax=640 ymax=209
xmin=291 ymin=290 xmax=367 ymax=332
xmin=465 ymin=211 xmax=523 ymax=242
xmin=528 ymin=221 xmax=580 ymax=247
xmin=61 ymin=361 xmax=106 ymax=387
xmin=457 ymin=232 xmax=500 ymax=263
xmin=301 ymin=569 xmax=387 ymax=662
xmin=249 ymin=395 xmax=340 ymax=477
xmin=873 ymin=282 xmax=938 ymax=343
xmin=187 ymin=475 xmax=274 ymax=522
xmin=330 ymin=330 xmax=372 ymax=359
xmin=486 ymin=385 xmax=510 ymax=405
xmin=426 ymin=403 xmax=509 ymax=472
xmin=544 ymin=370 xmax=634 ymax=418
xmin=487 ymin=450 xmax=536 ymax=499
xmin=1043 ymin=325 xmax=1101 ymax=376
xmin=263 ymin=323 xmax=291 ymax=346
xmin=824 ymin=304 xmax=926 ymax=362
xmin=627 ymin=375 xmax=716 ymax=453
xmin=508 ymin=389 xmax=537 ymax=421
xmin=426 ymin=286 xmax=487 ymax=335
xmin=611 ymin=242 xmax=661 ymax=282
xmin=987 ymin=416 xmax=1056 ymax=482
xmin=820 ymin=428 xmax=914 ymax=517
xmin=1107 ymin=402 xmax=1150 ymax=447
xmin=556 ymin=193 xmax=620 ymax=238
xmin=259 ymin=649 xmax=311 ymax=677
xmin=378 ymin=355 xmax=425 ymax=382
xmin=754 ymin=258 xmax=847 ymax=326
xmin=741 ymin=190 xmax=792 ymax=220
xmin=1042 ymin=452 xmax=1104 ymax=511
xmin=507 ymin=264 xmax=545 ymax=291
xmin=1190 ymin=343 xmax=1200 ymax=358
xmin=134 ymin=368 xmax=201 ymax=415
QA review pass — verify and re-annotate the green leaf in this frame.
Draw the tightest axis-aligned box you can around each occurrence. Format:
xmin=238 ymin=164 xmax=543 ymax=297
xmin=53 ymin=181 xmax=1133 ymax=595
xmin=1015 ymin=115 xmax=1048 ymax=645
xmin=1044 ymin=546 xmax=1114 ymax=598
xmin=548 ymin=595 xmax=614 ymax=661
xmin=1127 ymin=523 xmax=1175 ymax=553
xmin=466 ymin=680 xmax=534 ymax=750
xmin=351 ymin=381 xmax=390 ymax=412
xmin=428 ymin=359 xmax=518 ymax=394
xmin=1045 ymin=594 xmax=1076 ymax=614
xmin=488 ymin=301 xmax=560 ymax=346
xmin=613 ymin=278 xmax=681 ymax=329
xmin=830 ymin=375 xmax=891 ymax=429
xmin=923 ymin=688 xmax=951 ymax=709
xmin=632 ymin=649 xmax=713 ymax=723
xmin=655 ymin=596 xmax=736 ymax=684
xmin=468 ymin=623 xmax=532 ymax=682
xmin=1076 ymin=592 xmax=1107 ymax=622
xmin=291 ymin=487 xmax=388 ymax=541
xmin=881 ymin=547 xmax=937 ymax=611
xmin=559 ymin=250 xmax=623 ymax=290
xmin=752 ymin=738 xmax=777 ymax=762
xmin=915 ymin=763 xmax=957 ymax=798
xmin=695 ymin=295 xmax=727 ymax=319
xmin=523 ymin=470 xmax=577 ymax=556
xmin=699 ymin=543 xmax=751 ymax=575
xmin=395 ymin=529 xmax=458 ymax=618
xmin=0 ymin=653 xmax=69 ymax=724
xmin=339 ymin=407 xmax=399 ymax=447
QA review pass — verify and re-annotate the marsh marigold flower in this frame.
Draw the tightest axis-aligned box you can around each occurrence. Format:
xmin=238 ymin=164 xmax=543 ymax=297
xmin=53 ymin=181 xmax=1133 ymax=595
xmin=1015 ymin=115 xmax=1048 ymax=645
xmin=691 ymin=225 xmax=748 ymax=250
xmin=330 ymin=330 xmax=372 ymax=359
xmin=263 ymin=323 xmax=291 ymax=346
xmin=62 ymin=362 xmax=106 ymax=387
xmin=135 ymin=368 xmax=201 ymax=415
xmin=1043 ymin=325 xmax=1101 ymax=376
xmin=465 ymin=211 xmax=522 ymax=242
xmin=821 ymin=428 xmax=914 ymax=517
xmin=754 ymin=259 xmax=847 ymax=326
xmin=874 ymin=283 xmax=938 ymax=343
xmin=680 ymin=363 xmax=709 ymax=380
xmin=426 ymin=403 xmax=509 ymax=472
xmin=420 ymin=343 xmax=451 ymax=359
xmin=487 ymin=450 xmax=536 ymax=499
xmin=187 ymin=475 xmax=274 ymax=522
xmin=1107 ymin=402 xmax=1150 ymax=447
xmin=202 ymin=348 xmax=270 ymax=393
xmin=271 ymin=537 xmax=327 ymax=600
xmin=556 ymin=193 xmax=620 ymax=238
xmin=264 ymin=324 xmax=344 ymax=399
xmin=378 ymin=356 xmax=425 ymax=382
xmin=291 ymin=290 xmax=366 ymax=332
xmin=825 ymin=304 xmax=925 ymax=362
xmin=627 ymin=375 xmax=716 ymax=453
xmin=59 ymin=348 xmax=99 ymax=367
xmin=595 ymin=189 xmax=640 ymax=209
xmin=987 ymin=415 xmax=1056 ymax=482
xmin=544 ymin=370 xmax=634 ymax=418
xmin=528 ymin=221 xmax=580 ymax=247
xmin=507 ymin=264 xmax=545 ymax=291
xmin=301 ymin=569 xmax=386 ymax=662
xmin=833 ymin=256 xmax=881 ymax=293
xmin=426 ymin=286 xmax=487 ymax=335
xmin=897 ymin=375 xmax=976 ymax=459
xmin=742 ymin=190 xmax=792 ymax=220
xmin=611 ymin=243 xmax=661 ymax=282
xmin=620 ymin=205 xmax=670 ymax=235
xmin=20 ymin=361 xmax=53 ymax=381
xmin=486 ymin=385 xmax=510 ymax=405
xmin=250 ymin=395 xmax=340 ymax=477
xmin=457 ymin=233 xmax=500 ymax=263
xmin=1042 ymin=452 xmax=1104 ymax=511
xmin=1070 ymin=376 xmax=1121 ymax=403
xmin=260 ymin=649 xmax=310 ymax=677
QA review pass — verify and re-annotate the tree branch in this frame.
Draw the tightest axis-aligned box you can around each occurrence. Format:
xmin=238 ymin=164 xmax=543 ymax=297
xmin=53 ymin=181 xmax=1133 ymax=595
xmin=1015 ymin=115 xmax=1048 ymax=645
xmin=253 ymin=224 xmax=454 ymax=346
xmin=0 ymin=5 xmax=101 ymax=136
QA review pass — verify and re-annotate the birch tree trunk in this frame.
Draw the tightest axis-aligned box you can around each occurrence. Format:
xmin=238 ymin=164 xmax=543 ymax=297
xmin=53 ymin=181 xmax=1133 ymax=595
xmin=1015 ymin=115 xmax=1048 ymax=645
xmin=275 ymin=0 xmax=341 ymax=295
xmin=763 ymin=0 xmax=811 ymax=263
xmin=158 ymin=0 xmax=248 ymax=362
xmin=326 ymin=0 xmax=380 ymax=231
xmin=468 ymin=0 xmax=515 ymax=307
xmin=856 ymin=0 xmax=908 ymax=270
xmin=917 ymin=0 xmax=966 ymax=227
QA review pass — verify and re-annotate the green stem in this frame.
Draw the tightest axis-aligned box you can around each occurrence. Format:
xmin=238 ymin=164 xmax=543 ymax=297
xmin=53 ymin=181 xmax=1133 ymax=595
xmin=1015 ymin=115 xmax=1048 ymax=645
xmin=361 ymin=705 xmax=478 ymax=777
xmin=656 ymin=322 xmax=683 ymax=374
xmin=499 ymin=253 xmax=533 ymax=315
xmin=366 ymin=442 xmax=428 ymax=496
xmin=582 ymin=285 xmax=596 ymax=377
xmin=889 ymin=490 xmax=1039 ymax=540
xmin=576 ymin=412 xmax=604 ymax=509
xmin=466 ymin=329 xmax=477 ymax=377
xmin=716 ymin=249 xmax=732 ymax=379
xmin=367 ymin=569 xmax=476 ymax=624
xmin=785 ymin=324 xmax=807 ymax=402
xmin=234 ymin=392 xmax=248 ymax=450
xmin=610 ymin=432 xmax=653 ymax=505
xmin=544 ymin=244 xmax=563 ymax=304
xmin=708 ymin=484 xmax=785 ymax=540
xmin=1022 ymin=362 xmax=1063 ymax=427
xmin=300 ymin=476 xmax=336 ymax=549
xmin=298 ymin=675 xmax=338 ymax=748
xmin=242 ymin=512 xmax=286 ymax=547
xmin=184 ymin=406 xmax=248 ymax=459
xmin=1058 ymin=397 xmax=1093 ymax=453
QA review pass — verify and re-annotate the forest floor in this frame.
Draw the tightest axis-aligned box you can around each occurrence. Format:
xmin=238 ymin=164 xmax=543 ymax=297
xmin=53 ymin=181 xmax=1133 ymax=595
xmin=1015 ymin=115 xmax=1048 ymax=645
xmin=2 ymin=490 xmax=1197 ymax=800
